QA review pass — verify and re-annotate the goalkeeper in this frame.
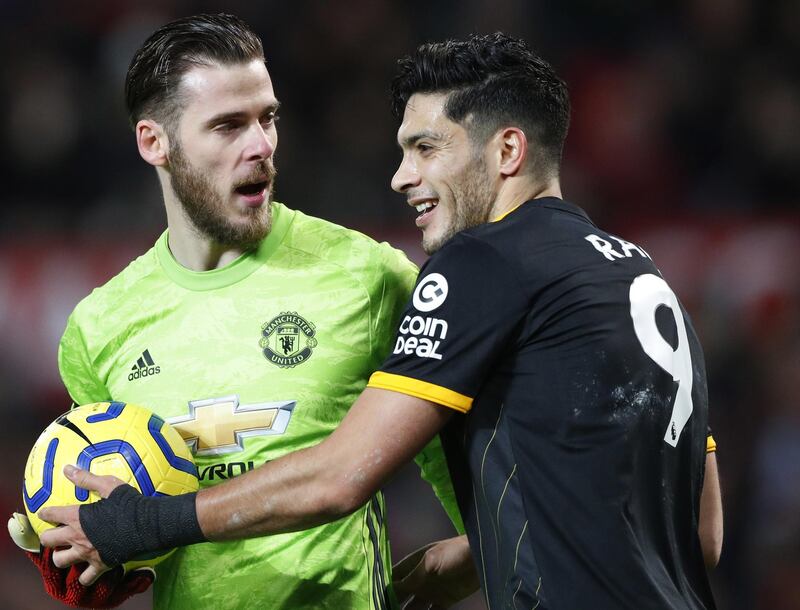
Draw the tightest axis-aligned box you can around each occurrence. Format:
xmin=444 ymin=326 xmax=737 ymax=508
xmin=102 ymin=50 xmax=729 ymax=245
xmin=9 ymin=12 xmax=471 ymax=610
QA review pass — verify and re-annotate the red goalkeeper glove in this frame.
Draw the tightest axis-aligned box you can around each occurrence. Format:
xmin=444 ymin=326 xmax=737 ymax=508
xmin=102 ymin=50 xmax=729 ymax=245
xmin=8 ymin=512 xmax=154 ymax=609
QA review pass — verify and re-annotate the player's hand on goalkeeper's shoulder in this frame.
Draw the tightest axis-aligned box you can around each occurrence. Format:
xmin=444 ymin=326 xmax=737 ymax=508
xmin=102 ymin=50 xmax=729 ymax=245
xmin=7 ymin=510 xmax=154 ymax=609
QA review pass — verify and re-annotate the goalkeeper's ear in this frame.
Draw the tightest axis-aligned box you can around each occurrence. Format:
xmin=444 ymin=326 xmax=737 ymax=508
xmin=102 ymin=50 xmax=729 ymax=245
xmin=136 ymin=119 xmax=169 ymax=167
xmin=8 ymin=512 xmax=40 ymax=553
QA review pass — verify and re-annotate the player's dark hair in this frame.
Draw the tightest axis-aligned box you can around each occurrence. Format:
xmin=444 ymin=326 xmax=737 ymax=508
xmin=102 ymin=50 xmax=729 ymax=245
xmin=125 ymin=13 xmax=264 ymax=130
xmin=391 ymin=32 xmax=570 ymax=176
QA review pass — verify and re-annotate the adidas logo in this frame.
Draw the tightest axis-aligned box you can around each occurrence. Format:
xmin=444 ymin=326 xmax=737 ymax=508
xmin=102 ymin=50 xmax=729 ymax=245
xmin=128 ymin=349 xmax=161 ymax=381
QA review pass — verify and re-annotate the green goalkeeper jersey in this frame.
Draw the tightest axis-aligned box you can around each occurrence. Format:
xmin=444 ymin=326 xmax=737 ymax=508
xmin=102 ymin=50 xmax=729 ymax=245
xmin=58 ymin=202 xmax=463 ymax=610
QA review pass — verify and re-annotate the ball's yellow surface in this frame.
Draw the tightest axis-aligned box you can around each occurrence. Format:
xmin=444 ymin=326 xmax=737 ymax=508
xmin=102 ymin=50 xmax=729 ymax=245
xmin=23 ymin=401 xmax=198 ymax=568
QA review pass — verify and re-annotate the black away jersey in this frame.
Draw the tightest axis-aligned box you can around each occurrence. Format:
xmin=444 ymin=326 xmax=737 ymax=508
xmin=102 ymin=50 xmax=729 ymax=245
xmin=369 ymin=198 xmax=715 ymax=610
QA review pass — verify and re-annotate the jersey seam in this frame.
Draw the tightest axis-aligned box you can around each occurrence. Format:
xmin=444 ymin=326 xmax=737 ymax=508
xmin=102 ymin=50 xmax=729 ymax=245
xmin=504 ymin=411 xmax=545 ymax=608
xmin=75 ymin=249 xmax=164 ymax=329
xmin=62 ymin=318 xmax=108 ymax=404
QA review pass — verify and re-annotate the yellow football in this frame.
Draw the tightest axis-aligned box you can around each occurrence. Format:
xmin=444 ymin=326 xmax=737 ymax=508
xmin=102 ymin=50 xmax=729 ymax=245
xmin=23 ymin=401 xmax=199 ymax=569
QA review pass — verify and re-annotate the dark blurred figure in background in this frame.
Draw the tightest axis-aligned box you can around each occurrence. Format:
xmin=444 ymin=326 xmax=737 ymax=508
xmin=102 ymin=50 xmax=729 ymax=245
xmin=1 ymin=1 xmax=798 ymax=609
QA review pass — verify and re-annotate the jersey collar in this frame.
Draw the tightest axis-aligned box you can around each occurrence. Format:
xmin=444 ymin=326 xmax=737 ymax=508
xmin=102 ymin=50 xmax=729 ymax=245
xmin=491 ymin=197 xmax=592 ymax=224
xmin=156 ymin=201 xmax=294 ymax=291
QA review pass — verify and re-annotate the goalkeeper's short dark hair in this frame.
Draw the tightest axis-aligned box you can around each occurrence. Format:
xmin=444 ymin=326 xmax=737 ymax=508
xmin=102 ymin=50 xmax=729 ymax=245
xmin=125 ymin=13 xmax=264 ymax=130
xmin=391 ymin=32 xmax=570 ymax=178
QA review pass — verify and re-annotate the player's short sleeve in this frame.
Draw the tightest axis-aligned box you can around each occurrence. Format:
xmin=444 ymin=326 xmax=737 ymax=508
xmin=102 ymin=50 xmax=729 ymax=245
xmin=58 ymin=310 xmax=111 ymax=405
xmin=368 ymin=235 xmax=528 ymax=413
xmin=362 ymin=244 xmax=466 ymax=531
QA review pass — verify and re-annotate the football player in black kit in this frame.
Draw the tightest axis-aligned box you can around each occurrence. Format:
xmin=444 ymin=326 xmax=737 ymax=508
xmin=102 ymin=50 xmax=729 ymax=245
xmin=42 ymin=32 xmax=723 ymax=610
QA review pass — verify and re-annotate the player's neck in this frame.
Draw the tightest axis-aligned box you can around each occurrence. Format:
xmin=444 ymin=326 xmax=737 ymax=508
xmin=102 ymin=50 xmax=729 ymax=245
xmin=164 ymin=207 xmax=248 ymax=272
xmin=490 ymin=177 xmax=562 ymax=221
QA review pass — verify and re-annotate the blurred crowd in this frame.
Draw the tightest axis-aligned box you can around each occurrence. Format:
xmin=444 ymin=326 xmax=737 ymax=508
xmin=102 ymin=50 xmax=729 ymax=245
xmin=1 ymin=1 xmax=798 ymax=608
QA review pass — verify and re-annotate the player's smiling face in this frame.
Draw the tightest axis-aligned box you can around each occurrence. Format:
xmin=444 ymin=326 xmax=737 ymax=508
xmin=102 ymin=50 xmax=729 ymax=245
xmin=167 ymin=59 xmax=279 ymax=248
xmin=392 ymin=93 xmax=496 ymax=254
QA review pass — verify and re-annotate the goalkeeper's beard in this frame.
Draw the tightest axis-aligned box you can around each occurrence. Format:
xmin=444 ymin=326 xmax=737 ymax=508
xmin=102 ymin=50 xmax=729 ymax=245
xmin=169 ymin=140 xmax=275 ymax=250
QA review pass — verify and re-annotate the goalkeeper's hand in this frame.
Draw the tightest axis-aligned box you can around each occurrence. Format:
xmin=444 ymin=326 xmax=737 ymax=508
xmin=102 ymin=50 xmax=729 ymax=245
xmin=392 ymin=535 xmax=479 ymax=609
xmin=7 ymin=512 xmax=154 ymax=609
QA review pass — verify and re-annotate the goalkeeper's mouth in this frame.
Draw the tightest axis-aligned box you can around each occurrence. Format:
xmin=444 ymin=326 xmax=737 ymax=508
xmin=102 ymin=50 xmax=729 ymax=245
xmin=234 ymin=180 xmax=270 ymax=207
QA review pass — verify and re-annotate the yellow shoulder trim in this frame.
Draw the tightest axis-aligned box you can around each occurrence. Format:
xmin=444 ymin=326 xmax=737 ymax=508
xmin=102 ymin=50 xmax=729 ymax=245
xmin=706 ymin=434 xmax=717 ymax=453
xmin=367 ymin=372 xmax=473 ymax=414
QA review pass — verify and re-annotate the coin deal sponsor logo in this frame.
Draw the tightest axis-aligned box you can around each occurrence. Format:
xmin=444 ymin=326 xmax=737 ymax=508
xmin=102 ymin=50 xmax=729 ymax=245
xmin=413 ymin=273 xmax=449 ymax=312
xmin=393 ymin=314 xmax=448 ymax=360
xmin=260 ymin=312 xmax=318 ymax=368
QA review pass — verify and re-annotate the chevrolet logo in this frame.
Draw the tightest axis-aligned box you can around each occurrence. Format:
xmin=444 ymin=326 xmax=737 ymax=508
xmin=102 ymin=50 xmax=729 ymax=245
xmin=167 ymin=395 xmax=295 ymax=457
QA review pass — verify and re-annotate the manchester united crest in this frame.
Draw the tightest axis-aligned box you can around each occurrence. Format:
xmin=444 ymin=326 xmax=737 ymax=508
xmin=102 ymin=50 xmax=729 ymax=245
xmin=260 ymin=312 xmax=318 ymax=368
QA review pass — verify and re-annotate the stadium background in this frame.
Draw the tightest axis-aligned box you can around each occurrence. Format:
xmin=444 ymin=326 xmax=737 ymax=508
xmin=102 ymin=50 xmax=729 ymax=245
xmin=1 ymin=1 xmax=798 ymax=608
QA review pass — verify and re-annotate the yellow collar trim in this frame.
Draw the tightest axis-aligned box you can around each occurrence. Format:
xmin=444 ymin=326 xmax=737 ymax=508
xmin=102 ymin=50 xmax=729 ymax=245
xmin=491 ymin=202 xmax=525 ymax=223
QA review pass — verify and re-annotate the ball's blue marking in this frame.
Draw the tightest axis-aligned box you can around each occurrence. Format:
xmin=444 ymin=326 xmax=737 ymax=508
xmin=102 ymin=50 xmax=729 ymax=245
xmin=75 ymin=440 xmax=156 ymax=501
xmin=86 ymin=401 xmax=126 ymax=423
xmin=148 ymin=415 xmax=198 ymax=478
xmin=23 ymin=438 xmax=59 ymax=513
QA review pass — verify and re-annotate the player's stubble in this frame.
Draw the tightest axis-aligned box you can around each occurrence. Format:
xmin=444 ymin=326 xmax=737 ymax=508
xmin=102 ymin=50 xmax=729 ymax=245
xmin=168 ymin=138 xmax=276 ymax=250
xmin=423 ymin=151 xmax=495 ymax=254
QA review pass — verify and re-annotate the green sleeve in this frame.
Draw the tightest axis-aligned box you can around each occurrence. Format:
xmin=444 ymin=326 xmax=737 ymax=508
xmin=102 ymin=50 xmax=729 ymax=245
xmin=369 ymin=243 xmax=418 ymax=358
xmin=57 ymin=310 xmax=111 ymax=405
xmin=369 ymin=244 xmax=465 ymax=534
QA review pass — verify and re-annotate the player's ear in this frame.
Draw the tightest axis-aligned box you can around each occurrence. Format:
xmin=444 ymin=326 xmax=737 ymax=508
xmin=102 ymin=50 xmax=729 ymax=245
xmin=491 ymin=127 xmax=527 ymax=178
xmin=136 ymin=120 xmax=169 ymax=167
